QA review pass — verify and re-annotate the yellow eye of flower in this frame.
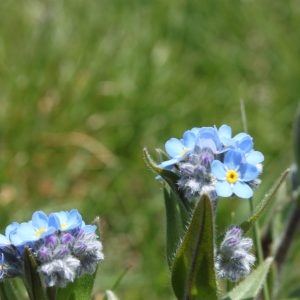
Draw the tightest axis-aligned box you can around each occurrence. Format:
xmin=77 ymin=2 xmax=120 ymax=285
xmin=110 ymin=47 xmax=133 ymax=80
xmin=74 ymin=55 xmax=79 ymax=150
xmin=179 ymin=147 xmax=189 ymax=156
xmin=226 ymin=170 xmax=239 ymax=184
xmin=35 ymin=227 xmax=46 ymax=237
xmin=61 ymin=223 xmax=67 ymax=230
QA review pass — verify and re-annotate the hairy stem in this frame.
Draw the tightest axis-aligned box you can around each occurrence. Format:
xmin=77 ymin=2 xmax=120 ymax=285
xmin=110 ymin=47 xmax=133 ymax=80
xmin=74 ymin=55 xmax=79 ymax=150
xmin=249 ymin=198 xmax=270 ymax=300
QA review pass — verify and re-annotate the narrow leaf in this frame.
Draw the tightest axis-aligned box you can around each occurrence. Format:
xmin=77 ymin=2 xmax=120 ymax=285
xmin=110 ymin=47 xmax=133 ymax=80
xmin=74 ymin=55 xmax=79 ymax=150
xmin=56 ymin=272 xmax=97 ymax=300
xmin=223 ymin=257 xmax=273 ymax=300
xmin=143 ymin=148 xmax=189 ymax=210
xmin=0 ymin=279 xmax=24 ymax=300
xmin=164 ymin=188 xmax=185 ymax=269
xmin=23 ymin=247 xmax=48 ymax=300
xmin=171 ymin=194 xmax=217 ymax=300
xmin=240 ymin=169 xmax=289 ymax=233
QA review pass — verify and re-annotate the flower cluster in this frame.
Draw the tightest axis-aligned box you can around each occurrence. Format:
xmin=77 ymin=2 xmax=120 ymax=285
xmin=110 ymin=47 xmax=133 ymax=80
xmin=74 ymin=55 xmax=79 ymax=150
xmin=159 ymin=125 xmax=264 ymax=201
xmin=215 ymin=226 xmax=255 ymax=282
xmin=0 ymin=209 xmax=104 ymax=287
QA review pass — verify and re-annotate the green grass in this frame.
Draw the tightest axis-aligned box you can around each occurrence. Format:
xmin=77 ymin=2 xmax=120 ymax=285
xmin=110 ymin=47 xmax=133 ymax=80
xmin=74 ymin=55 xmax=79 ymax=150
xmin=0 ymin=0 xmax=299 ymax=299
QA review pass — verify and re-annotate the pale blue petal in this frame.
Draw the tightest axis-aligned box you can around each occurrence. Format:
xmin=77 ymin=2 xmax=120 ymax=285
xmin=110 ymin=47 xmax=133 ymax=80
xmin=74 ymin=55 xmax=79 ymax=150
xmin=233 ymin=132 xmax=249 ymax=141
xmin=182 ymin=131 xmax=197 ymax=149
xmin=224 ymin=150 xmax=242 ymax=169
xmin=10 ymin=222 xmax=36 ymax=245
xmin=165 ymin=138 xmax=185 ymax=158
xmin=236 ymin=135 xmax=253 ymax=152
xmin=67 ymin=209 xmax=83 ymax=229
xmin=211 ymin=160 xmax=226 ymax=179
xmin=233 ymin=181 xmax=253 ymax=198
xmin=48 ymin=214 xmax=61 ymax=230
xmin=218 ymin=124 xmax=232 ymax=140
xmin=197 ymin=138 xmax=217 ymax=153
xmin=5 ymin=222 xmax=19 ymax=237
xmin=198 ymin=127 xmax=221 ymax=149
xmin=0 ymin=234 xmax=10 ymax=246
xmin=246 ymin=151 xmax=264 ymax=164
xmin=31 ymin=211 xmax=48 ymax=228
xmin=239 ymin=163 xmax=259 ymax=181
xmin=49 ymin=210 xmax=82 ymax=231
xmin=82 ymin=224 xmax=97 ymax=233
xmin=159 ymin=157 xmax=180 ymax=168
xmin=215 ymin=181 xmax=233 ymax=197
xmin=190 ymin=127 xmax=201 ymax=135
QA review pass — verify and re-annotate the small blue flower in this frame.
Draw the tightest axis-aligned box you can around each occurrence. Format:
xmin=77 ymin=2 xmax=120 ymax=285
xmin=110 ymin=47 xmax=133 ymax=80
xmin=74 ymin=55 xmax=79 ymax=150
xmin=49 ymin=209 xmax=83 ymax=232
xmin=0 ymin=208 xmax=104 ymax=286
xmin=195 ymin=126 xmax=223 ymax=153
xmin=211 ymin=150 xmax=259 ymax=198
xmin=9 ymin=211 xmax=56 ymax=246
xmin=160 ymin=130 xmax=198 ymax=168
xmin=217 ymin=124 xmax=252 ymax=151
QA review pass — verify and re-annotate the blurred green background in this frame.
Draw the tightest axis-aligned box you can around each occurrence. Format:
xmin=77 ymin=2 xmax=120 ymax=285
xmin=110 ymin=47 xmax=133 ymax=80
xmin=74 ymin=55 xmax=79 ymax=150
xmin=0 ymin=0 xmax=299 ymax=299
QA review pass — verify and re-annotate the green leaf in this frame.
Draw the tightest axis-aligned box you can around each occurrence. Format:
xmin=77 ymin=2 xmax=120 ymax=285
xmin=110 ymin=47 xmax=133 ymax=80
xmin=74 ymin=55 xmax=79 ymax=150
xmin=56 ymin=271 xmax=97 ymax=300
xmin=23 ymin=247 xmax=48 ymax=300
xmin=240 ymin=169 xmax=289 ymax=234
xmin=223 ymin=257 xmax=273 ymax=300
xmin=164 ymin=188 xmax=186 ymax=269
xmin=171 ymin=194 xmax=217 ymax=300
xmin=0 ymin=279 xmax=25 ymax=300
xmin=143 ymin=148 xmax=189 ymax=211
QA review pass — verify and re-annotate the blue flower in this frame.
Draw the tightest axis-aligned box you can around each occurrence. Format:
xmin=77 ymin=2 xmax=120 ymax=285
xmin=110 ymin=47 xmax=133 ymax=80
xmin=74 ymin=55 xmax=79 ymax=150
xmin=49 ymin=209 xmax=83 ymax=232
xmin=160 ymin=129 xmax=198 ymax=168
xmin=211 ymin=150 xmax=259 ymax=198
xmin=217 ymin=124 xmax=264 ymax=165
xmin=195 ymin=126 xmax=223 ymax=153
xmin=9 ymin=211 xmax=56 ymax=246
xmin=217 ymin=124 xmax=252 ymax=151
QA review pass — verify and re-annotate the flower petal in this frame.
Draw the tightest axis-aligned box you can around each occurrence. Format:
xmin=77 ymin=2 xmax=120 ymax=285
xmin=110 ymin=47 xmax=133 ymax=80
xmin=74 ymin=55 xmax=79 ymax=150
xmin=215 ymin=181 xmax=233 ymax=197
xmin=211 ymin=160 xmax=226 ymax=179
xmin=159 ymin=157 xmax=180 ymax=169
xmin=239 ymin=163 xmax=259 ymax=181
xmin=31 ymin=211 xmax=48 ymax=228
xmin=234 ymin=134 xmax=253 ymax=152
xmin=246 ymin=150 xmax=264 ymax=164
xmin=218 ymin=124 xmax=232 ymax=145
xmin=233 ymin=181 xmax=253 ymax=198
xmin=165 ymin=138 xmax=185 ymax=158
xmin=0 ymin=234 xmax=10 ymax=247
xmin=224 ymin=150 xmax=242 ymax=169
xmin=182 ymin=131 xmax=197 ymax=149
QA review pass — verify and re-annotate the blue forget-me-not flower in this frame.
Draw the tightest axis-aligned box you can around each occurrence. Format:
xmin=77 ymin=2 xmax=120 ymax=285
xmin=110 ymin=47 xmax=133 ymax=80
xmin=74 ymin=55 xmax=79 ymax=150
xmin=0 ymin=209 xmax=104 ymax=287
xmin=159 ymin=124 xmax=263 ymax=201
xmin=211 ymin=150 xmax=259 ymax=199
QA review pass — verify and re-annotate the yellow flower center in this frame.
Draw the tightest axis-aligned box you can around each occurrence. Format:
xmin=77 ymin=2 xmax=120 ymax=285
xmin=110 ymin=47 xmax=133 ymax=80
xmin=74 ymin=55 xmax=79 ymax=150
xmin=35 ymin=227 xmax=46 ymax=237
xmin=179 ymin=147 xmax=189 ymax=156
xmin=61 ymin=223 xmax=67 ymax=230
xmin=226 ymin=170 xmax=239 ymax=184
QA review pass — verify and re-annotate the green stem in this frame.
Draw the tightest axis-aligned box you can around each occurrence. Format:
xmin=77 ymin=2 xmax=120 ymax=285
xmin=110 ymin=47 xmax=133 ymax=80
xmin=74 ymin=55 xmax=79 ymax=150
xmin=46 ymin=287 xmax=57 ymax=300
xmin=249 ymin=198 xmax=270 ymax=300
